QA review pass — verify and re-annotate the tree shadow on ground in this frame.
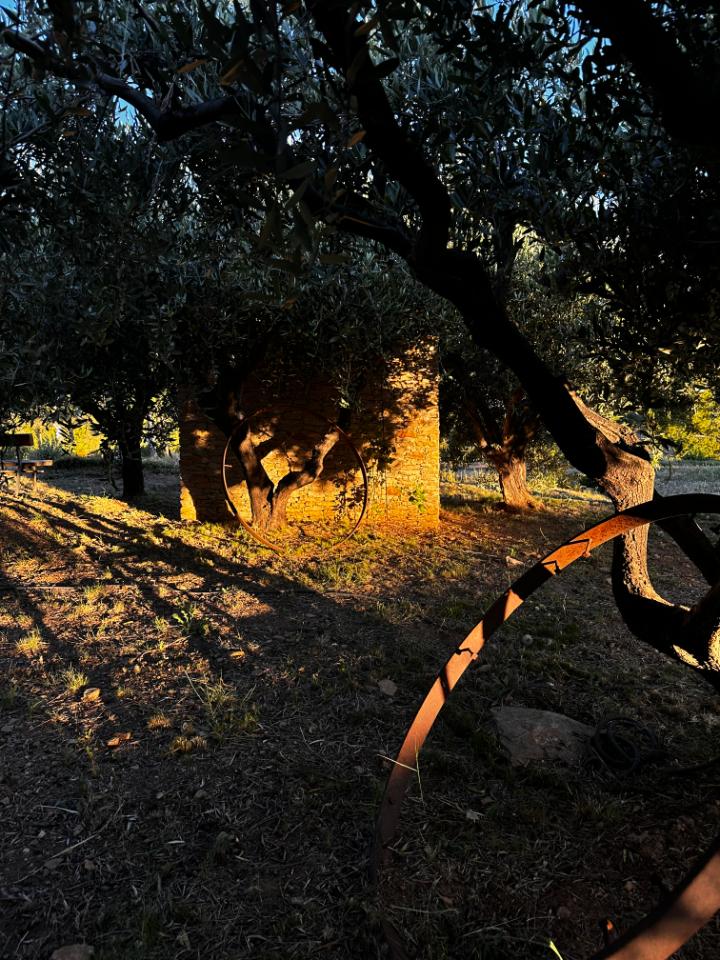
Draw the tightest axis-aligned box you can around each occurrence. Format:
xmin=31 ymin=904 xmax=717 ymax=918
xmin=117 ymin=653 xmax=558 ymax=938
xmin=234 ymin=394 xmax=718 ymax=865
xmin=0 ymin=485 xmax=432 ymax=960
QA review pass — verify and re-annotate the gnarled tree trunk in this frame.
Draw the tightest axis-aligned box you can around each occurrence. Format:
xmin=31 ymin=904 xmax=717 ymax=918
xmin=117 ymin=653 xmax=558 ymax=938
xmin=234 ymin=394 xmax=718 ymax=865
xmin=493 ymin=454 xmax=536 ymax=512
xmin=462 ymin=388 xmax=540 ymax=512
xmin=408 ymin=251 xmax=720 ymax=685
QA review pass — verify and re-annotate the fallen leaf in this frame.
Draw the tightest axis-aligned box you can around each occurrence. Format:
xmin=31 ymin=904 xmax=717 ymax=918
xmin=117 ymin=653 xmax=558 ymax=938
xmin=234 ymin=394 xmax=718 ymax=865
xmin=106 ymin=732 xmax=131 ymax=748
xmin=506 ymin=556 xmax=523 ymax=567
xmin=378 ymin=678 xmax=397 ymax=696
xmin=82 ymin=687 xmax=101 ymax=702
xmin=465 ymin=808 xmax=482 ymax=822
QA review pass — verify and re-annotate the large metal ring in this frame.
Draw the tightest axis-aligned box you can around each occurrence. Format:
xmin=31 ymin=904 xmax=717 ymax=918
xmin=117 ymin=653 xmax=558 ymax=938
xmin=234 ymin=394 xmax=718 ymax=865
xmin=374 ymin=493 xmax=720 ymax=960
xmin=221 ymin=405 xmax=369 ymax=554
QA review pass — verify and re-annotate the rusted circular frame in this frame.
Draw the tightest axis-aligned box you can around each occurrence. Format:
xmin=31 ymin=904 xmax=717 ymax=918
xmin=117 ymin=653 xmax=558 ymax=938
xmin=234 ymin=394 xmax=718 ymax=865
xmin=374 ymin=494 xmax=720 ymax=960
xmin=222 ymin=405 xmax=369 ymax=554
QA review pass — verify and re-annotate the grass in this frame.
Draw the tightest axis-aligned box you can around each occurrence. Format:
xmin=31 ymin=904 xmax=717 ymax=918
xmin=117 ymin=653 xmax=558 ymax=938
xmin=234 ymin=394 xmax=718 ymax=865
xmin=15 ymin=627 xmax=46 ymax=658
xmin=376 ymin=597 xmax=426 ymax=623
xmin=171 ymin=601 xmax=210 ymax=639
xmin=169 ymin=733 xmax=208 ymax=754
xmin=1 ymin=463 xmax=720 ymax=960
xmin=59 ymin=666 xmax=90 ymax=695
xmin=188 ymin=675 xmax=260 ymax=739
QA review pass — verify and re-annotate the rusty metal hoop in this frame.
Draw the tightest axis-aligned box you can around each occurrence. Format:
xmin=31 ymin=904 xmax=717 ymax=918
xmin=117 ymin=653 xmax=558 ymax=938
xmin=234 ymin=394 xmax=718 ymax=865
xmin=374 ymin=493 xmax=720 ymax=960
xmin=221 ymin=405 xmax=369 ymax=554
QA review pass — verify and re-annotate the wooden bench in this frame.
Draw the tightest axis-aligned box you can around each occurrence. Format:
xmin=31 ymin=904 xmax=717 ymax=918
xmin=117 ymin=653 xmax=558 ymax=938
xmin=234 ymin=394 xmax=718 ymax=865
xmin=0 ymin=433 xmax=54 ymax=495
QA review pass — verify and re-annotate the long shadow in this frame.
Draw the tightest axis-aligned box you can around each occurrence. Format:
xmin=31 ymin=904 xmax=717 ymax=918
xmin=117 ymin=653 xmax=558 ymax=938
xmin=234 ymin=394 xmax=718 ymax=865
xmin=1 ymin=495 xmax=318 ymax=669
xmin=42 ymin=463 xmax=181 ymax=520
xmin=1 ymin=486 xmax=427 ymax=960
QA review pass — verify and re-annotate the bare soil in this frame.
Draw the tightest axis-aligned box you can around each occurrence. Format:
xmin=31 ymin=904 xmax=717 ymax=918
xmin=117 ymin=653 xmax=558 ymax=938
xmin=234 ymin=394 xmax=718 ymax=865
xmin=2 ymin=462 xmax=720 ymax=960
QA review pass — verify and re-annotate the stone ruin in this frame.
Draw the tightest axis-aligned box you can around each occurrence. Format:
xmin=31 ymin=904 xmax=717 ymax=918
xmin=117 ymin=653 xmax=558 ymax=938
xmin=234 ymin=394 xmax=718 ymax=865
xmin=179 ymin=343 xmax=440 ymax=531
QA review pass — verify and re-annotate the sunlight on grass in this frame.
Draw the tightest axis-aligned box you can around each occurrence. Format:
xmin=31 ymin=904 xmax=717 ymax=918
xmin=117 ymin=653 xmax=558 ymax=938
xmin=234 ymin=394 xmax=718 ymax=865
xmin=147 ymin=711 xmax=172 ymax=730
xmin=60 ymin=667 xmax=89 ymax=695
xmin=15 ymin=628 xmax=46 ymax=658
xmin=170 ymin=733 xmax=208 ymax=754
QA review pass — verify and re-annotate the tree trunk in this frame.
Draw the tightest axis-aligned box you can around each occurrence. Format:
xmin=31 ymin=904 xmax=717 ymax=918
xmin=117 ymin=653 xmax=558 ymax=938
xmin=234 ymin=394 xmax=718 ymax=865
xmin=117 ymin=433 xmax=144 ymax=500
xmin=492 ymin=453 xmax=538 ymax=512
xmin=461 ymin=387 xmax=540 ymax=512
xmin=416 ymin=252 xmax=720 ymax=685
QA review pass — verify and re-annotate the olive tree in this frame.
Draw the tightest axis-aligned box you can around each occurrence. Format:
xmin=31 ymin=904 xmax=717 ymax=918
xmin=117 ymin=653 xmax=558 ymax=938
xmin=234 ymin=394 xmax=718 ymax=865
xmin=5 ymin=2 xmax=720 ymax=683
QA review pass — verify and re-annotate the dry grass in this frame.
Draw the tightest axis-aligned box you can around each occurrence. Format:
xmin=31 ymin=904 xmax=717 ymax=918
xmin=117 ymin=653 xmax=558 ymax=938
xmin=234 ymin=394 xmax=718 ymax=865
xmin=1 ymin=462 xmax=719 ymax=959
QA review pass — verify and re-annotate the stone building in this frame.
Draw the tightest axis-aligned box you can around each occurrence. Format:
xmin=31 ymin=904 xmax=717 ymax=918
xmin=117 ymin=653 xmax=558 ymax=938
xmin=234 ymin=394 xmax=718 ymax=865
xmin=179 ymin=343 xmax=440 ymax=530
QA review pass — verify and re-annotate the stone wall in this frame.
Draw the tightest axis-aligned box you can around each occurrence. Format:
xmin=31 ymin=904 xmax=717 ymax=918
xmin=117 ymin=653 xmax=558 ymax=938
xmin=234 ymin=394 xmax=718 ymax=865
xmin=179 ymin=343 xmax=439 ymax=530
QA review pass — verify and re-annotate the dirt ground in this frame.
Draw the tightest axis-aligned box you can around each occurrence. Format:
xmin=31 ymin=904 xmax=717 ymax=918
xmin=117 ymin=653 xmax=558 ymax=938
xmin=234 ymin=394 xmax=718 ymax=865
xmin=2 ymin=461 xmax=720 ymax=960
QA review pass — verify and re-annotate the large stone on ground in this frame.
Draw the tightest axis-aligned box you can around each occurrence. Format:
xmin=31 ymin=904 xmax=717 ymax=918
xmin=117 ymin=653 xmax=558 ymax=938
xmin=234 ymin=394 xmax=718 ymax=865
xmin=491 ymin=706 xmax=593 ymax=766
xmin=50 ymin=947 xmax=94 ymax=960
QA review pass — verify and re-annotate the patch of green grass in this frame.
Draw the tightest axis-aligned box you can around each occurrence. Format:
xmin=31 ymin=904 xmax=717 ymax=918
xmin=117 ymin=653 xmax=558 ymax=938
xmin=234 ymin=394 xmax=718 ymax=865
xmin=172 ymin=601 xmax=211 ymax=639
xmin=306 ymin=555 xmax=374 ymax=588
xmin=60 ymin=667 xmax=89 ymax=695
xmin=188 ymin=675 xmax=260 ymax=739
xmin=375 ymin=597 xmax=425 ymax=623
xmin=436 ymin=596 xmax=478 ymax=622
xmin=15 ymin=627 xmax=46 ymax=658
xmin=83 ymin=583 xmax=106 ymax=604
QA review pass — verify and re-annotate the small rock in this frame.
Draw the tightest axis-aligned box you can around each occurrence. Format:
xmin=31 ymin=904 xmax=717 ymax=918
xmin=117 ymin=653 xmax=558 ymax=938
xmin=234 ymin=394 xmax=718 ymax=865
xmin=521 ymin=633 xmax=533 ymax=645
xmin=465 ymin=809 xmax=482 ymax=822
xmin=506 ymin=556 xmax=524 ymax=567
xmin=82 ymin=688 xmax=101 ymax=703
xmin=51 ymin=946 xmax=94 ymax=960
xmin=492 ymin=706 xmax=594 ymax=767
xmin=378 ymin=678 xmax=397 ymax=697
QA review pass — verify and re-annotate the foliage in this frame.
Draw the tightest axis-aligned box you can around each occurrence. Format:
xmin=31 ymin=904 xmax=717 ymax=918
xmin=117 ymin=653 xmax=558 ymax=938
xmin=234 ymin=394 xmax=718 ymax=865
xmin=656 ymin=389 xmax=720 ymax=461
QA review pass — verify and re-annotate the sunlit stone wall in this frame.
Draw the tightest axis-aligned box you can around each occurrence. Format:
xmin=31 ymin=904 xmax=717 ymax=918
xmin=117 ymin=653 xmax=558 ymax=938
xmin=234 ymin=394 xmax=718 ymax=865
xmin=179 ymin=343 xmax=439 ymax=530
